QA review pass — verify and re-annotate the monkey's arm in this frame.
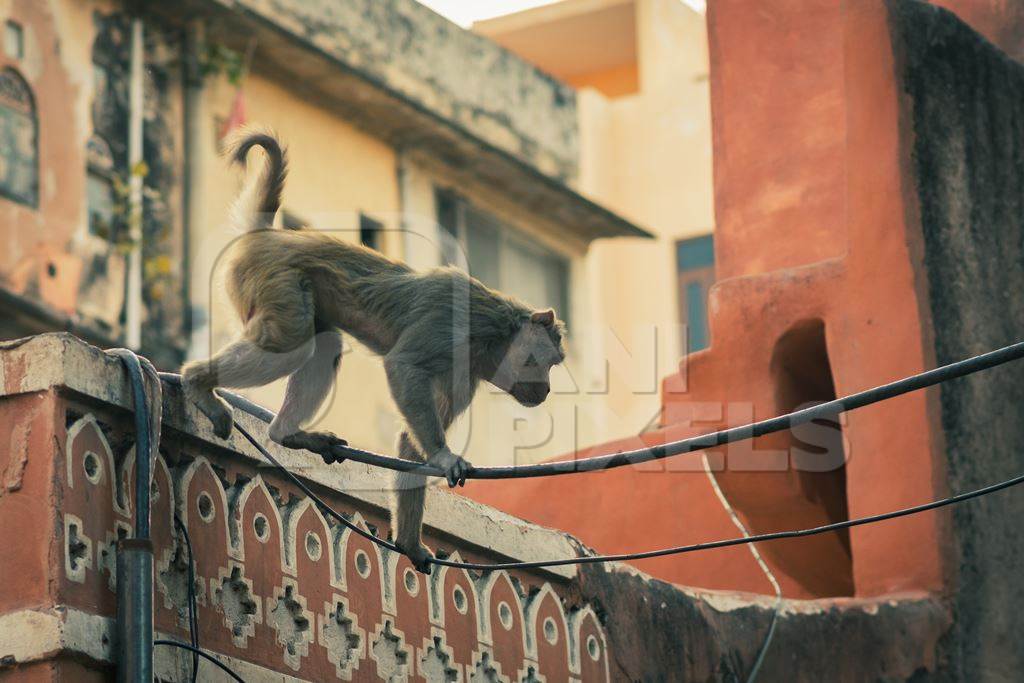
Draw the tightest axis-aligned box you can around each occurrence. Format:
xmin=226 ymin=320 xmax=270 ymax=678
xmin=383 ymin=353 xmax=471 ymax=487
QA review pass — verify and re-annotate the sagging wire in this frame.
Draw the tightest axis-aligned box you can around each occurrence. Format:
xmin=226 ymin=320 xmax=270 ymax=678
xmin=153 ymin=640 xmax=245 ymax=682
xmin=107 ymin=341 xmax=1024 ymax=677
xmin=702 ymin=453 xmax=781 ymax=683
xmin=218 ymin=341 xmax=1024 ymax=570
xmin=233 ymin=416 xmax=1024 ymax=571
xmin=173 ymin=515 xmax=200 ymax=683
xmin=159 ymin=339 xmax=1024 ymax=480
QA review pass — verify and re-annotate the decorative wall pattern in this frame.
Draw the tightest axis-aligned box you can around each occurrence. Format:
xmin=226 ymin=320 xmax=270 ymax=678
xmin=60 ymin=412 xmax=610 ymax=682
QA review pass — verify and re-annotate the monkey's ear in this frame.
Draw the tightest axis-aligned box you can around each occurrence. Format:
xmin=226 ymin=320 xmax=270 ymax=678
xmin=531 ymin=309 xmax=556 ymax=327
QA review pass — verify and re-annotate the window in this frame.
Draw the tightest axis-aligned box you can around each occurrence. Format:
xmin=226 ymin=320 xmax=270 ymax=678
xmin=281 ymin=210 xmax=306 ymax=230
xmin=435 ymin=188 xmax=570 ymax=327
xmin=0 ymin=67 xmax=37 ymax=207
xmin=360 ymin=213 xmax=383 ymax=251
xmin=86 ymin=134 xmax=116 ymax=239
xmin=676 ymin=235 xmax=714 ymax=353
xmin=4 ymin=21 xmax=22 ymax=60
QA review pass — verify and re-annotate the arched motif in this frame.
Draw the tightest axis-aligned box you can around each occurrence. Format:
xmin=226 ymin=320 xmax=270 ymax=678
xmin=568 ymin=606 xmax=610 ymax=682
xmin=477 ymin=571 xmax=528 ymax=682
xmin=523 ymin=583 xmax=571 ymax=681
xmin=0 ymin=67 xmax=37 ymax=206
xmin=428 ymin=552 xmax=480 ymax=678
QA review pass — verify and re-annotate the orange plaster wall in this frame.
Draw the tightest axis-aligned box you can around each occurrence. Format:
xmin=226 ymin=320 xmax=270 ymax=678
xmin=707 ymin=0 xmax=847 ymax=281
xmin=0 ymin=0 xmax=86 ymax=312
xmin=465 ymin=427 xmax=775 ymax=594
xmin=0 ymin=390 xmax=60 ymax=614
xmin=467 ymin=0 xmax=953 ymax=600
xmin=564 ymin=63 xmax=640 ymax=98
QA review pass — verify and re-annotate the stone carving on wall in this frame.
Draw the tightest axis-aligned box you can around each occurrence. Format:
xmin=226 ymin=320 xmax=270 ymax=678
xmin=61 ymin=412 xmax=611 ymax=681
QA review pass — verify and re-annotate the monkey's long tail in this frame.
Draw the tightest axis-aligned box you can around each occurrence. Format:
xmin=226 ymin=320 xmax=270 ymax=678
xmin=224 ymin=126 xmax=289 ymax=232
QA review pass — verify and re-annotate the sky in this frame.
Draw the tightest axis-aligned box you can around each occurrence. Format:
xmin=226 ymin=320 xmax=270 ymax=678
xmin=417 ymin=0 xmax=705 ymax=28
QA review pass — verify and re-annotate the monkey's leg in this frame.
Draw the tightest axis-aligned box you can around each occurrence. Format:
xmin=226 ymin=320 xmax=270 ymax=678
xmin=267 ymin=329 xmax=348 ymax=463
xmin=383 ymin=354 xmax=471 ymax=488
xmin=392 ymin=431 xmax=434 ymax=573
xmin=182 ymin=273 xmax=318 ymax=439
xmin=181 ymin=336 xmax=315 ymax=439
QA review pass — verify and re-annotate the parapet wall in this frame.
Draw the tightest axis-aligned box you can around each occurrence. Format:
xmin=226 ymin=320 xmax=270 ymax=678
xmin=0 ymin=334 xmax=604 ymax=681
xmin=205 ymin=0 xmax=579 ymax=182
xmin=0 ymin=334 xmax=949 ymax=681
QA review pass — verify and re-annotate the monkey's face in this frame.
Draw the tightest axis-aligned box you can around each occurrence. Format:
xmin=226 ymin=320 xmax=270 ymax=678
xmin=489 ymin=309 xmax=566 ymax=407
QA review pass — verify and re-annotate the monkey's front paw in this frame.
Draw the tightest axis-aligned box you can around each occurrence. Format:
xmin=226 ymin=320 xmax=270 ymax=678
xmin=442 ymin=455 xmax=472 ymax=488
xmin=199 ymin=394 xmax=234 ymax=440
xmin=280 ymin=430 xmax=349 ymax=464
xmin=401 ymin=543 xmax=433 ymax=575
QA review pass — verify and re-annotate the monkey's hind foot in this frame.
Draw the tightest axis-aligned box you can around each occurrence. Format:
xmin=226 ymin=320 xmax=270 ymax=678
xmin=185 ymin=387 xmax=234 ymax=440
xmin=400 ymin=542 xmax=433 ymax=575
xmin=279 ymin=430 xmax=349 ymax=464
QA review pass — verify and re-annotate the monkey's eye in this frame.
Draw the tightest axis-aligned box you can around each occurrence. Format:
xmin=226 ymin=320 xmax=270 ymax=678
xmin=523 ymin=356 xmax=539 ymax=368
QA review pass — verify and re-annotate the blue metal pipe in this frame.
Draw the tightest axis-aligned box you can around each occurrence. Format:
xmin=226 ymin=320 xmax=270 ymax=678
xmin=110 ymin=349 xmax=160 ymax=683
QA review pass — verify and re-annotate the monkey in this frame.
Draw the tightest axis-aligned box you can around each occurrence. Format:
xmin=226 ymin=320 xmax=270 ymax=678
xmin=181 ymin=127 xmax=566 ymax=572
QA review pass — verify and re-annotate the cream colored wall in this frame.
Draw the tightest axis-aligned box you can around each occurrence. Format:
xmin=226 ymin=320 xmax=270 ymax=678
xmin=472 ymin=0 xmax=713 ymax=455
xmin=577 ymin=0 xmax=714 ymax=440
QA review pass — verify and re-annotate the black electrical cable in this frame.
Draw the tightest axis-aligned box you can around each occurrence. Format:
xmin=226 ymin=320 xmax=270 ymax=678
xmin=153 ymin=640 xmax=246 ymax=682
xmin=233 ymin=421 xmax=403 ymax=555
xmin=173 ymin=514 xmax=200 ymax=683
xmin=233 ymin=417 xmax=1024 ymax=571
xmin=106 ymin=351 xmax=241 ymax=682
xmin=159 ymin=339 xmax=1024 ymax=480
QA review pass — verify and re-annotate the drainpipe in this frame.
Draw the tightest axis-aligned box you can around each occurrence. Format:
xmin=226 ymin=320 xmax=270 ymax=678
xmin=182 ymin=20 xmax=205 ymax=356
xmin=110 ymin=349 xmax=160 ymax=683
xmin=125 ymin=17 xmax=145 ymax=349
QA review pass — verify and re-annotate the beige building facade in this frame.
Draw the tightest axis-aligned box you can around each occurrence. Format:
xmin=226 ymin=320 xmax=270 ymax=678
xmin=476 ymin=0 xmax=715 ymax=458
xmin=0 ymin=0 xmax=711 ymax=469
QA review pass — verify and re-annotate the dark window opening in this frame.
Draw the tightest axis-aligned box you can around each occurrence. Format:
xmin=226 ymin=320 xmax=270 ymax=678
xmin=676 ymin=235 xmax=714 ymax=353
xmin=434 ymin=186 xmax=570 ymax=329
xmin=0 ymin=67 xmax=37 ymax=207
xmin=281 ymin=210 xmax=306 ymax=230
xmin=4 ymin=21 xmax=23 ymax=60
xmin=435 ymin=187 xmax=461 ymax=266
xmin=770 ymin=319 xmax=853 ymax=596
xmin=360 ymin=213 xmax=383 ymax=251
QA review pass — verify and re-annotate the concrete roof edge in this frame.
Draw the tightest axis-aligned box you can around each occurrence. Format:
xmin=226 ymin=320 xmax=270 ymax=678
xmin=152 ymin=0 xmax=652 ymax=241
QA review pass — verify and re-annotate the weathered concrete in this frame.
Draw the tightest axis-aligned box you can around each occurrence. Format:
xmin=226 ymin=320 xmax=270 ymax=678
xmin=892 ymin=2 xmax=1024 ymax=679
xmin=0 ymin=333 xmax=609 ymax=680
xmin=230 ymin=0 xmax=578 ymax=181
xmin=577 ymin=561 xmax=949 ymax=682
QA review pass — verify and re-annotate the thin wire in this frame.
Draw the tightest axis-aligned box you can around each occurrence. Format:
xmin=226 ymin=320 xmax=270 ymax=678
xmin=702 ymin=453 xmax=781 ymax=683
xmin=153 ymin=640 xmax=246 ymax=682
xmin=159 ymin=339 xmax=1024 ymax=480
xmin=432 ymin=469 xmax=1024 ymax=570
xmin=234 ymin=414 xmax=1024 ymax=571
xmin=233 ymin=421 xmax=402 ymax=554
xmin=173 ymin=515 xmax=200 ymax=683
